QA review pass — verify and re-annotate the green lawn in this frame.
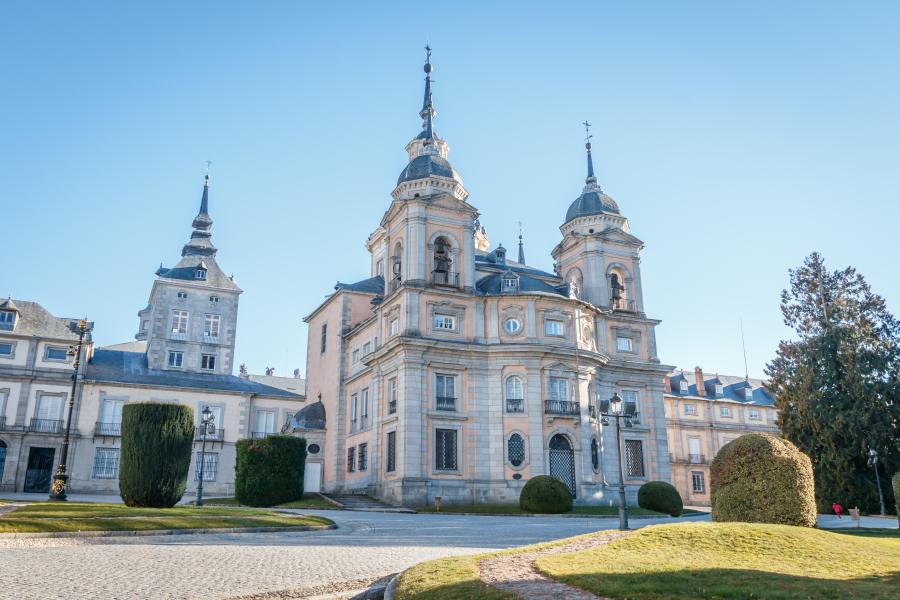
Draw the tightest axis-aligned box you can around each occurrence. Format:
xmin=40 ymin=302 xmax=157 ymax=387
xmin=393 ymin=555 xmax=516 ymax=600
xmin=0 ymin=502 xmax=334 ymax=533
xmin=414 ymin=503 xmax=700 ymax=517
xmin=536 ymin=522 xmax=900 ymax=600
xmin=201 ymin=494 xmax=335 ymax=510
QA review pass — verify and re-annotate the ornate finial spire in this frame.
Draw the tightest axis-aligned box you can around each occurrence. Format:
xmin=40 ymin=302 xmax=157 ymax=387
xmin=517 ymin=221 xmax=526 ymax=265
xmin=420 ymin=44 xmax=436 ymax=145
xmin=182 ymin=167 xmax=217 ymax=257
xmin=583 ymin=120 xmax=597 ymax=184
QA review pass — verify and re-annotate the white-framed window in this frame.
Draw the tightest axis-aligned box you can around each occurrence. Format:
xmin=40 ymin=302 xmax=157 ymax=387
xmin=171 ymin=310 xmax=189 ymax=334
xmin=434 ymin=314 xmax=456 ymax=330
xmin=199 ymin=404 xmax=223 ymax=436
xmin=141 ymin=319 xmax=149 ymax=331
xmin=209 ymin=295 xmax=219 ymax=303
xmin=435 ymin=428 xmax=458 ymax=471
xmin=691 ymin=471 xmax=706 ymax=493
xmin=167 ymin=351 xmax=184 ymax=367
xmin=0 ymin=341 xmax=15 ymax=357
xmin=389 ymin=318 xmax=399 ymax=336
xmin=195 ymin=269 xmax=206 ymax=280
xmin=362 ymin=341 xmax=372 ymax=356
xmin=0 ymin=311 xmax=16 ymax=330
xmin=361 ymin=388 xmax=369 ymax=424
xmin=507 ymin=433 xmax=525 ymax=468
xmin=744 ymin=387 xmax=754 ymax=400
xmin=624 ymin=439 xmax=645 ymax=478
xmin=376 ymin=259 xmax=384 ymax=277
xmin=358 ymin=442 xmax=368 ymax=471
xmin=504 ymin=317 xmax=522 ymax=334
xmin=99 ymin=397 xmax=124 ymax=430
xmin=36 ymin=393 xmax=63 ymax=421
xmin=201 ymin=354 xmax=216 ymax=370
xmin=254 ymin=409 xmax=276 ymax=435
xmin=545 ymin=319 xmax=564 ymax=336
xmin=44 ymin=346 xmax=68 ymax=361
xmin=92 ymin=448 xmax=120 ymax=479
xmin=549 ymin=377 xmax=567 ymax=402
xmin=720 ymin=406 xmax=732 ymax=418
xmin=177 ymin=291 xmax=188 ymax=299
xmin=352 ymin=348 xmax=360 ymax=364
xmin=502 ymin=276 xmax=519 ymax=292
xmin=387 ymin=377 xmax=398 ymax=414
xmin=194 ymin=452 xmax=218 ymax=481
xmin=506 ymin=375 xmax=524 ymax=412
xmin=749 ymin=409 xmax=761 ymax=421
xmin=350 ymin=393 xmax=358 ymax=427
xmin=616 ymin=337 xmax=633 ymax=352
xmin=622 ymin=389 xmax=640 ymax=413
xmin=679 ymin=380 xmax=689 ymax=393
xmin=204 ymin=314 xmax=220 ymax=338
xmin=435 ymin=374 xmax=456 ymax=411
xmin=683 ymin=403 xmax=697 ymax=416
xmin=714 ymin=384 xmax=724 ymax=396
xmin=347 ymin=446 xmax=356 ymax=472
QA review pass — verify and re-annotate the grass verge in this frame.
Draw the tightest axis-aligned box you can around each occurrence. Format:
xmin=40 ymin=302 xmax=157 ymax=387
xmin=393 ymin=554 xmax=516 ymax=600
xmin=414 ymin=503 xmax=701 ymax=517
xmin=201 ymin=494 xmax=335 ymax=509
xmin=0 ymin=502 xmax=333 ymax=533
xmin=536 ymin=522 xmax=900 ymax=600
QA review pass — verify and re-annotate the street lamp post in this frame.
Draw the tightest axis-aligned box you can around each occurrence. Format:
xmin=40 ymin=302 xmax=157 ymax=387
xmin=867 ymin=448 xmax=887 ymax=516
xmin=598 ymin=393 xmax=640 ymax=531
xmin=49 ymin=318 xmax=92 ymax=502
xmin=196 ymin=406 xmax=215 ymax=507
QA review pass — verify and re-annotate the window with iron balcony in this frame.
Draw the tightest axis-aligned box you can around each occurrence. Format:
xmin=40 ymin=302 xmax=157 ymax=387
xmin=435 ymin=374 xmax=456 ymax=411
xmin=505 ymin=375 xmax=524 ymax=413
xmin=545 ymin=377 xmax=578 ymax=415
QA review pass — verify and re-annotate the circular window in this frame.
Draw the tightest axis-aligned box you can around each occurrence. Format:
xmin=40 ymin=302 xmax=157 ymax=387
xmin=308 ymin=443 xmax=321 ymax=455
xmin=504 ymin=318 xmax=522 ymax=334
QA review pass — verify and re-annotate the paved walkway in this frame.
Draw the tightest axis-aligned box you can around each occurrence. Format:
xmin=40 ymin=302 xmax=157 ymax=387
xmin=0 ymin=508 xmax=702 ymax=600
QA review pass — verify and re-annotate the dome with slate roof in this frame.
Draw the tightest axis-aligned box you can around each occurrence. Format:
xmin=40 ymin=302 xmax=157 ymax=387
xmin=565 ymin=188 xmax=620 ymax=222
xmin=397 ymin=153 xmax=462 ymax=185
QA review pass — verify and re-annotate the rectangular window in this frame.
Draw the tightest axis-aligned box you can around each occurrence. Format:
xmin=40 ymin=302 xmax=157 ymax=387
xmin=209 ymin=295 xmax=219 ymax=303
xmin=545 ymin=319 xmax=564 ymax=336
xmin=204 ymin=314 xmax=220 ymax=338
xmin=177 ymin=291 xmax=188 ymax=299
xmin=347 ymin=447 xmax=356 ymax=472
xmin=386 ymin=431 xmax=397 ymax=472
xmin=362 ymin=341 xmax=371 ymax=356
xmin=624 ymin=439 xmax=645 ymax=478
xmin=435 ymin=374 xmax=456 ymax=411
xmin=434 ymin=314 xmax=456 ymax=330
xmin=171 ymin=310 xmax=189 ymax=334
xmin=361 ymin=388 xmax=369 ymax=421
xmin=0 ymin=342 xmax=13 ymax=357
xmin=352 ymin=349 xmax=360 ymax=364
xmin=720 ymin=406 xmax=731 ymax=418
xmin=692 ymin=471 xmax=706 ymax=493
xmin=435 ymin=428 xmax=458 ymax=471
xmin=549 ymin=377 xmax=568 ymax=402
xmin=254 ymin=410 xmax=276 ymax=435
xmin=141 ymin=319 xmax=149 ymax=331
xmin=199 ymin=404 xmax=223 ymax=438
xmin=320 ymin=323 xmax=327 ymax=353
xmin=389 ymin=318 xmax=399 ymax=336
xmin=616 ymin=337 xmax=633 ymax=352
xmin=683 ymin=403 xmax=697 ymax=416
xmin=100 ymin=397 xmax=124 ymax=425
xmin=45 ymin=346 xmax=68 ymax=361
xmin=0 ymin=311 xmax=15 ymax=330
xmin=36 ymin=394 xmax=63 ymax=420
xmin=715 ymin=384 xmax=724 ymax=396
xmin=749 ymin=409 xmax=761 ymax=421
xmin=350 ymin=394 xmax=358 ymax=427
xmin=358 ymin=442 xmax=368 ymax=471
xmin=92 ymin=448 xmax=120 ymax=479
xmin=622 ymin=389 xmax=639 ymax=412
xmin=376 ymin=259 xmax=384 ymax=277
xmin=388 ymin=377 xmax=397 ymax=414
xmin=194 ymin=452 xmax=218 ymax=481
xmin=201 ymin=354 xmax=216 ymax=370
xmin=167 ymin=351 xmax=184 ymax=367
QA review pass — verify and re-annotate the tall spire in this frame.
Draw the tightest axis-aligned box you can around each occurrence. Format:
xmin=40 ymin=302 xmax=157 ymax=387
xmin=517 ymin=221 xmax=526 ymax=265
xmin=583 ymin=120 xmax=598 ymax=186
xmin=420 ymin=44 xmax=436 ymax=145
xmin=182 ymin=167 xmax=217 ymax=257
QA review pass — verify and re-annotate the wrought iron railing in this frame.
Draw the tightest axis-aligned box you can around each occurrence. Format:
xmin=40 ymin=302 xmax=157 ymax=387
xmin=544 ymin=400 xmax=580 ymax=416
xmin=436 ymin=396 xmax=456 ymax=411
xmin=506 ymin=398 xmax=524 ymax=413
xmin=688 ymin=453 xmax=707 ymax=464
xmin=169 ymin=331 xmax=188 ymax=340
xmin=612 ymin=298 xmax=637 ymax=312
xmin=94 ymin=422 xmax=121 ymax=436
xmin=30 ymin=418 xmax=63 ymax=433
xmin=195 ymin=427 xmax=224 ymax=441
xmin=431 ymin=271 xmax=460 ymax=287
xmin=388 ymin=400 xmax=397 ymax=414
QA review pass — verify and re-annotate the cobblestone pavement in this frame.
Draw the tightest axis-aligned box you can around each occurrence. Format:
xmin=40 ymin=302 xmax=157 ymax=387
xmin=0 ymin=510 xmax=706 ymax=600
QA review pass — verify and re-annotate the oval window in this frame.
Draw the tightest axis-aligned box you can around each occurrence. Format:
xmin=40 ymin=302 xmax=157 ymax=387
xmin=308 ymin=443 xmax=321 ymax=455
xmin=504 ymin=318 xmax=522 ymax=334
xmin=508 ymin=433 xmax=525 ymax=467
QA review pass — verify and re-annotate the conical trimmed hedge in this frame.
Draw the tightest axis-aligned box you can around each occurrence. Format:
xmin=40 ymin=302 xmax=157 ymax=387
xmin=119 ymin=402 xmax=194 ymax=508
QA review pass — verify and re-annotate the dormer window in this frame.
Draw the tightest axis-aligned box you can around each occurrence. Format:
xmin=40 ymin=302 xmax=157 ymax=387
xmin=501 ymin=273 xmax=519 ymax=293
xmin=0 ymin=311 xmax=15 ymax=331
xmin=195 ymin=269 xmax=206 ymax=280
xmin=744 ymin=386 xmax=754 ymax=400
xmin=679 ymin=380 xmax=689 ymax=393
xmin=494 ymin=245 xmax=507 ymax=266
xmin=177 ymin=291 xmax=188 ymax=299
xmin=715 ymin=384 xmax=724 ymax=397
xmin=209 ymin=295 xmax=219 ymax=303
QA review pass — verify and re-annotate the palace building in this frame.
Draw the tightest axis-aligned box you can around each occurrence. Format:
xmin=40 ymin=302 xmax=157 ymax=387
xmin=300 ymin=52 xmax=672 ymax=507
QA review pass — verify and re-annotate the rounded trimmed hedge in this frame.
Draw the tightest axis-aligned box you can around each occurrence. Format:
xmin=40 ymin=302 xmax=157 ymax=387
xmin=638 ymin=480 xmax=683 ymax=517
xmin=119 ymin=402 xmax=194 ymax=508
xmin=235 ymin=435 xmax=307 ymax=507
xmin=519 ymin=475 xmax=573 ymax=514
xmin=710 ymin=433 xmax=816 ymax=527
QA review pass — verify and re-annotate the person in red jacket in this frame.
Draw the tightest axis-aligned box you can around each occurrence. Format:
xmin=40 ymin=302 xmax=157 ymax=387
xmin=832 ymin=501 xmax=843 ymax=519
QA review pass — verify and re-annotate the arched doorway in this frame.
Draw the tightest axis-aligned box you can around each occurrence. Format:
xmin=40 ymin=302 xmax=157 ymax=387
xmin=548 ymin=434 xmax=576 ymax=498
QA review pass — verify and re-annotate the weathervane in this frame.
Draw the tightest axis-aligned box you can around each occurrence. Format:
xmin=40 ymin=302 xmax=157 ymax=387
xmin=425 ymin=43 xmax=432 ymax=64
xmin=583 ymin=120 xmax=593 ymax=145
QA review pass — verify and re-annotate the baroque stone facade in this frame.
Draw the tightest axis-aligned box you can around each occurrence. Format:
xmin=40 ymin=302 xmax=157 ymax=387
xmin=301 ymin=53 xmax=672 ymax=507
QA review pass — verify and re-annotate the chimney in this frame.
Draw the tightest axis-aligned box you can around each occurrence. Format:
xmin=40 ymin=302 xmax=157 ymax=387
xmin=694 ymin=367 xmax=706 ymax=397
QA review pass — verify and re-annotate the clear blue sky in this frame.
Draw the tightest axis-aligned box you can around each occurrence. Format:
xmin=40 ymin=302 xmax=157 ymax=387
xmin=2 ymin=2 xmax=898 ymax=379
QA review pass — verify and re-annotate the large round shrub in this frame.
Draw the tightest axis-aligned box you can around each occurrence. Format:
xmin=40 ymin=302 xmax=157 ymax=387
xmin=638 ymin=481 xmax=683 ymax=517
xmin=710 ymin=433 xmax=816 ymax=527
xmin=119 ymin=403 xmax=194 ymax=508
xmin=519 ymin=475 xmax=573 ymax=514
xmin=235 ymin=436 xmax=307 ymax=507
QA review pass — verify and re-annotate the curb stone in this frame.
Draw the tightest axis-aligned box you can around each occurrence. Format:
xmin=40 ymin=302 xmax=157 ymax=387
xmin=0 ymin=523 xmax=336 ymax=540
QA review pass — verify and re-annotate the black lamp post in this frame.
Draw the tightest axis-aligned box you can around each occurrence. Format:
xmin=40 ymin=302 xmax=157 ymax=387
xmin=598 ymin=392 xmax=640 ymax=531
xmin=196 ymin=406 xmax=215 ymax=507
xmin=49 ymin=318 xmax=92 ymax=501
xmin=867 ymin=448 xmax=887 ymax=516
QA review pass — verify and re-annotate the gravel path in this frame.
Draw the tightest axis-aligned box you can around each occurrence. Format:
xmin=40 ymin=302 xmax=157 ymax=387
xmin=478 ymin=531 xmax=628 ymax=600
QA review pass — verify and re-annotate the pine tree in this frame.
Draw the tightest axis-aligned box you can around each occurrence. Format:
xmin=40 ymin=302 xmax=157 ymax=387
xmin=766 ymin=252 xmax=899 ymax=513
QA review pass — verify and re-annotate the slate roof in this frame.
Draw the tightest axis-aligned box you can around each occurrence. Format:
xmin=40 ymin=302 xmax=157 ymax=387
xmin=475 ymin=253 xmax=559 ymax=279
xmin=666 ymin=370 xmax=775 ymax=406
xmin=86 ymin=349 xmax=300 ymax=398
xmin=565 ymin=188 xmax=621 ymax=222
xmin=156 ymin=255 xmax=241 ymax=292
xmin=0 ymin=299 xmax=83 ymax=340
xmin=477 ymin=272 xmax=568 ymax=296
xmin=397 ymin=154 xmax=462 ymax=186
xmin=335 ymin=276 xmax=384 ymax=295
xmin=289 ymin=400 xmax=326 ymax=430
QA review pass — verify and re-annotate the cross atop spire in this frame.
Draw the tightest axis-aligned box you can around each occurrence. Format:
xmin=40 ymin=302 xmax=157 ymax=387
xmin=517 ymin=221 xmax=526 ymax=265
xmin=420 ymin=44 xmax=436 ymax=145
xmin=583 ymin=120 xmax=596 ymax=182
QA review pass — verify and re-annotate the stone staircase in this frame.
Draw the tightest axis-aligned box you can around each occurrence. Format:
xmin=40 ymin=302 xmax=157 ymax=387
xmin=324 ymin=493 xmax=413 ymax=513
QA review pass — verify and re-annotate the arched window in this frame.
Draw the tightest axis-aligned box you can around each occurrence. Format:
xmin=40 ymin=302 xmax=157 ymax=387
xmin=507 ymin=433 xmax=525 ymax=468
xmin=391 ymin=241 xmax=403 ymax=291
xmin=505 ymin=375 xmax=524 ymax=412
xmin=0 ymin=440 xmax=6 ymax=482
xmin=590 ymin=438 xmax=600 ymax=471
xmin=609 ymin=269 xmax=628 ymax=310
xmin=432 ymin=236 xmax=453 ymax=285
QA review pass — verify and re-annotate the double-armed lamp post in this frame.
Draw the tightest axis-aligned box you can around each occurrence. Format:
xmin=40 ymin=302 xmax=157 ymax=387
xmin=49 ymin=318 xmax=92 ymax=502
xmin=597 ymin=393 xmax=640 ymax=531
xmin=195 ymin=406 xmax=216 ymax=507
